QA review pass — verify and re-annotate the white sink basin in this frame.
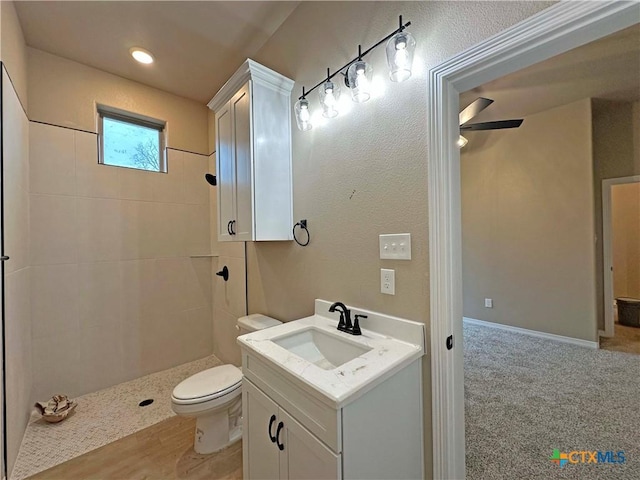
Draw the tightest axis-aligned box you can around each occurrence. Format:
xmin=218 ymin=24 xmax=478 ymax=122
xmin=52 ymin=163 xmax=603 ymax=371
xmin=272 ymin=327 xmax=372 ymax=370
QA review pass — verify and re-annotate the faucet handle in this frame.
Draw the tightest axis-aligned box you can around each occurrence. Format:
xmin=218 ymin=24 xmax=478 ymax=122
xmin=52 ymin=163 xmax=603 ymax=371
xmin=352 ymin=314 xmax=367 ymax=336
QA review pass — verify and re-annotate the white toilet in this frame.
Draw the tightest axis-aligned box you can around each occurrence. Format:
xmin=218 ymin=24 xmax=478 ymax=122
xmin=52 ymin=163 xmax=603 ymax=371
xmin=171 ymin=314 xmax=281 ymax=454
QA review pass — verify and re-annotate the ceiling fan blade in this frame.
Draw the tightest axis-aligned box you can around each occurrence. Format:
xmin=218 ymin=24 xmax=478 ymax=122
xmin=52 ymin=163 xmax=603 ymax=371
xmin=459 ymin=97 xmax=494 ymax=125
xmin=460 ymin=119 xmax=524 ymax=131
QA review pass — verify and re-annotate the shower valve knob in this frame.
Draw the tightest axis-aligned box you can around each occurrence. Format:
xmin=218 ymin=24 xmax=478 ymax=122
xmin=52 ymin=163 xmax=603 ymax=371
xmin=216 ymin=266 xmax=229 ymax=282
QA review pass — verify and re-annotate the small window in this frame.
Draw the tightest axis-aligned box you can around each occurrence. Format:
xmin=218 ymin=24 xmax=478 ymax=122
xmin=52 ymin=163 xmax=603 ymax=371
xmin=98 ymin=106 xmax=166 ymax=172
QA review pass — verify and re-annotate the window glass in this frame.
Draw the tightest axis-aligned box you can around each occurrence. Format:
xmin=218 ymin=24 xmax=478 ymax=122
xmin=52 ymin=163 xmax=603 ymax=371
xmin=99 ymin=109 xmax=165 ymax=172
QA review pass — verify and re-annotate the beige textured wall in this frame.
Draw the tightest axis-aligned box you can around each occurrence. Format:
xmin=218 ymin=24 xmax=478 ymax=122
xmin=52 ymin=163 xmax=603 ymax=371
xmin=1 ymin=1 xmax=28 ymax=107
xmin=2 ymin=69 xmax=32 ymax=477
xmin=27 ymin=48 xmax=209 ymax=154
xmin=592 ymin=99 xmax=639 ymax=329
xmin=461 ymin=99 xmax=597 ymax=341
xmin=237 ymin=1 xmax=554 ymax=476
xmin=612 ymin=182 xmax=640 ymax=299
xmin=28 ymin=122 xmax=213 ymax=401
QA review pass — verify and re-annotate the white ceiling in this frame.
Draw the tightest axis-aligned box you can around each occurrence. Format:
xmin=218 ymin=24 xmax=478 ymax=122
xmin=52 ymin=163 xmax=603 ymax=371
xmin=15 ymin=1 xmax=300 ymax=103
xmin=460 ymin=24 xmax=640 ymax=124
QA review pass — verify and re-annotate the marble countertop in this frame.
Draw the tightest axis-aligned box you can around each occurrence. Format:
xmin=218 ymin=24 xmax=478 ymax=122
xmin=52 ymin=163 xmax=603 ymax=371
xmin=237 ymin=300 xmax=426 ymax=408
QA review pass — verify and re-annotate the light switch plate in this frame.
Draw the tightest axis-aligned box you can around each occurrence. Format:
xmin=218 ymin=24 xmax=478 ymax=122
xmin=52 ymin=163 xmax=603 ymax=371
xmin=379 ymin=233 xmax=411 ymax=260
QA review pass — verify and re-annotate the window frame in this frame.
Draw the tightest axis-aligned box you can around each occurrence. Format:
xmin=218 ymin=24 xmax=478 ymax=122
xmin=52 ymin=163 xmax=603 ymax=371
xmin=97 ymin=105 xmax=167 ymax=173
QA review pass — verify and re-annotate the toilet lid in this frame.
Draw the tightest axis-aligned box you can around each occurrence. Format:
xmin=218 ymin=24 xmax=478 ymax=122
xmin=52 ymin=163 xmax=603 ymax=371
xmin=172 ymin=365 xmax=242 ymax=402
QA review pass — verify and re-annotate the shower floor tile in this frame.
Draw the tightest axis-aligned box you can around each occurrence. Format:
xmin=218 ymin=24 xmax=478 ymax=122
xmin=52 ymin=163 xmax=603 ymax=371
xmin=11 ymin=355 xmax=223 ymax=480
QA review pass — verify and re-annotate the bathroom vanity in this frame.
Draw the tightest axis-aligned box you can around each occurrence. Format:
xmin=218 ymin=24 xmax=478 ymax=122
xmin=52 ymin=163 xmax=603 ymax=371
xmin=238 ymin=300 xmax=426 ymax=479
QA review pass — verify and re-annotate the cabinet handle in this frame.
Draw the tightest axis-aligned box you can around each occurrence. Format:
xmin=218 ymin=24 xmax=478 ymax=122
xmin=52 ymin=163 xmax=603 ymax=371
xmin=227 ymin=221 xmax=233 ymax=235
xmin=268 ymin=415 xmax=277 ymax=443
xmin=231 ymin=220 xmax=236 ymax=235
xmin=276 ymin=421 xmax=284 ymax=451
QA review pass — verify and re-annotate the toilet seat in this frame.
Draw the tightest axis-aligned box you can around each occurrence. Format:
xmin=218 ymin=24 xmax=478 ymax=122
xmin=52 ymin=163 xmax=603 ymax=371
xmin=172 ymin=365 xmax=242 ymax=406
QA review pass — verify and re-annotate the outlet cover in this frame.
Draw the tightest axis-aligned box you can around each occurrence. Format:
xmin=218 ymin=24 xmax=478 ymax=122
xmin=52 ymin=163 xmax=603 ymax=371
xmin=484 ymin=298 xmax=493 ymax=308
xmin=381 ymin=268 xmax=395 ymax=295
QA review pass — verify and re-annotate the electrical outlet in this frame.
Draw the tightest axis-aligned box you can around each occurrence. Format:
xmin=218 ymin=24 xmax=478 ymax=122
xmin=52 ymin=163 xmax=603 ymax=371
xmin=484 ymin=298 xmax=493 ymax=308
xmin=381 ymin=268 xmax=395 ymax=295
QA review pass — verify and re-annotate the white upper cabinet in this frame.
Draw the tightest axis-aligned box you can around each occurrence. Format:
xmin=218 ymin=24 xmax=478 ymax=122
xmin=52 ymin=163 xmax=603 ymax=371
xmin=208 ymin=60 xmax=294 ymax=242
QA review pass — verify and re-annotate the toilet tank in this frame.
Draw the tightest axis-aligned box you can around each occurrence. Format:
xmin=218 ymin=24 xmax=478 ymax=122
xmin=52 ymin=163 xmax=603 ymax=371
xmin=237 ymin=314 xmax=282 ymax=336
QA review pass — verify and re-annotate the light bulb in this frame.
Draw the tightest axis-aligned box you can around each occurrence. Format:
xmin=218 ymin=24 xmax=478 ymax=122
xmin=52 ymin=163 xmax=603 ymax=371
xmin=319 ymin=80 xmax=340 ymax=118
xmin=295 ymin=98 xmax=312 ymax=131
xmin=347 ymin=60 xmax=372 ymax=103
xmin=386 ymin=31 xmax=415 ymax=82
xmin=457 ymin=135 xmax=468 ymax=148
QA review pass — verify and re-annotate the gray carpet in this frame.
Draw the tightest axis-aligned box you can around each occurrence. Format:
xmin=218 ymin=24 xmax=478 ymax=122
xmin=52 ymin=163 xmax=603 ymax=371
xmin=464 ymin=323 xmax=640 ymax=479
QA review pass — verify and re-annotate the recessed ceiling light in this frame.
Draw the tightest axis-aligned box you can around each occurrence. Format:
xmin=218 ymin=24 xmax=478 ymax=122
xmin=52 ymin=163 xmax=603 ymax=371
xmin=130 ymin=47 xmax=154 ymax=64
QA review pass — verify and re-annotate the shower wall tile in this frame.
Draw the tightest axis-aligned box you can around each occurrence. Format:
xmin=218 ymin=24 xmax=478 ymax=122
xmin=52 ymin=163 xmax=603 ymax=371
xmin=183 ymin=152 xmax=209 ymax=205
xmin=118 ymin=167 xmax=154 ymax=201
xmin=75 ymin=131 xmax=119 ymax=199
xmin=32 ymin=329 xmax=82 ymax=401
xmin=215 ymin=254 xmax=247 ymax=320
xmin=185 ymin=203 xmax=211 ymax=256
xmin=180 ymin=307 xmax=213 ymax=362
xmin=3 ymin=70 xmax=32 ymax=476
xmin=76 ymin=197 xmax=122 ymax=263
xmin=153 ymin=150 xmax=184 ymax=203
xmin=29 ymin=194 xmax=77 ymax=265
xmin=79 ymin=322 xmax=125 ymax=395
xmin=29 ymin=122 xmax=75 ymax=196
xmin=28 ymin=124 xmax=213 ymax=401
xmin=213 ymin=306 xmax=242 ymax=367
xmin=30 ymin=264 xmax=79 ymax=339
xmin=77 ymin=261 xmax=123 ymax=329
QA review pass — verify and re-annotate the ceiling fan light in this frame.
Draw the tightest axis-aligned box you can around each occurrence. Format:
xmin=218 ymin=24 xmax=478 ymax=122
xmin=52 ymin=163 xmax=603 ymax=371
xmin=386 ymin=31 xmax=416 ymax=82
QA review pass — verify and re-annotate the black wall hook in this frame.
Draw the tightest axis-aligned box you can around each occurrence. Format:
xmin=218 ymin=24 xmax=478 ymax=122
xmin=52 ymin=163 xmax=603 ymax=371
xmin=216 ymin=266 xmax=229 ymax=281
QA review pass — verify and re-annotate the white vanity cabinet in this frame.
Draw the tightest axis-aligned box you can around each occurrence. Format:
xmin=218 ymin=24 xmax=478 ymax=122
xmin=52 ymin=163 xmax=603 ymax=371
xmin=243 ymin=380 xmax=341 ymax=480
xmin=241 ymin=351 xmax=424 ymax=480
xmin=208 ymin=59 xmax=294 ymax=242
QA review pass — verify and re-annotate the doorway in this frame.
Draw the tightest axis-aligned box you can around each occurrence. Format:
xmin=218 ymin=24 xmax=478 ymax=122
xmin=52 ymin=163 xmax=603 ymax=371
xmin=427 ymin=2 xmax=640 ymax=478
xmin=601 ymin=176 xmax=640 ymax=354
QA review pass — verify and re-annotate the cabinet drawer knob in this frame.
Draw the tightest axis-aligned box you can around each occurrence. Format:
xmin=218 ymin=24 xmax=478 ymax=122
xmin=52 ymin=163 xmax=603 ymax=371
xmin=268 ymin=415 xmax=277 ymax=443
xmin=276 ymin=421 xmax=284 ymax=451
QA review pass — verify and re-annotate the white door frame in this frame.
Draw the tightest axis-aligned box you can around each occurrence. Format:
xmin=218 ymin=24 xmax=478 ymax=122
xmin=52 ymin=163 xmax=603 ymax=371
xmin=602 ymin=175 xmax=640 ymax=337
xmin=427 ymin=2 xmax=640 ymax=478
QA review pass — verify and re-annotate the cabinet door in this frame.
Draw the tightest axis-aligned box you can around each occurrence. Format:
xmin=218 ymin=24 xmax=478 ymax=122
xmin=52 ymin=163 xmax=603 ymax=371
xmin=243 ymin=380 xmax=280 ymax=480
xmin=216 ymin=102 xmax=235 ymax=241
xmin=278 ymin=409 xmax=341 ymax=480
xmin=231 ymin=81 xmax=254 ymax=241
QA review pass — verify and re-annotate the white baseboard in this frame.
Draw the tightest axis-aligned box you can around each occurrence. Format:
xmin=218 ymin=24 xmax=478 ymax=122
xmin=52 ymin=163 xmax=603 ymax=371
xmin=463 ymin=317 xmax=599 ymax=349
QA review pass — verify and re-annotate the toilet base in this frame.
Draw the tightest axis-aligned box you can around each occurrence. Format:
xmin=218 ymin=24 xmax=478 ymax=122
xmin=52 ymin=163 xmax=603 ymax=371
xmin=193 ymin=411 xmax=242 ymax=454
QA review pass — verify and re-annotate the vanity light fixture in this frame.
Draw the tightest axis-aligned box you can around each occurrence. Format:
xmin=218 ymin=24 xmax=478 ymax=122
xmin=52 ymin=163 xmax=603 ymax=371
xmin=130 ymin=47 xmax=155 ymax=64
xmin=295 ymin=15 xmax=414 ymax=131
xmin=346 ymin=48 xmax=373 ymax=103
xmin=319 ymin=69 xmax=341 ymax=118
xmin=294 ymin=87 xmax=313 ymax=131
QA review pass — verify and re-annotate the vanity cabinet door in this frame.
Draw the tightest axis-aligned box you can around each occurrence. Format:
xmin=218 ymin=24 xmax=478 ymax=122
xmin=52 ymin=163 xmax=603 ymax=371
xmin=278 ymin=409 xmax=341 ymax=480
xmin=215 ymin=101 xmax=235 ymax=242
xmin=243 ymin=380 xmax=280 ymax=480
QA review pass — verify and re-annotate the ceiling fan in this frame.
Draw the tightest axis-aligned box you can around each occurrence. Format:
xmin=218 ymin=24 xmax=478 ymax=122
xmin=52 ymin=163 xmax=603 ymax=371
xmin=458 ymin=97 xmax=523 ymax=148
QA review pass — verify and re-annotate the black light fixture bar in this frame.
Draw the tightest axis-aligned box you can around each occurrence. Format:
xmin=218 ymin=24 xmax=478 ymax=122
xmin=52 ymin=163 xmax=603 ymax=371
xmin=298 ymin=15 xmax=411 ymax=100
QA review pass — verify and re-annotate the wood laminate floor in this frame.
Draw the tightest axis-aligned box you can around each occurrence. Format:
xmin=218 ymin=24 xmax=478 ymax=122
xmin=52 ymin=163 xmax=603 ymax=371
xmin=26 ymin=416 xmax=242 ymax=480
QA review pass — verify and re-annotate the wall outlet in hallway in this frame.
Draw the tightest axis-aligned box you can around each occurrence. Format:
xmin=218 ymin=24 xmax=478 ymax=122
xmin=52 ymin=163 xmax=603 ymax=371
xmin=484 ymin=298 xmax=493 ymax=308
xmin=381 ymin=269 xmax=395 ymax=295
